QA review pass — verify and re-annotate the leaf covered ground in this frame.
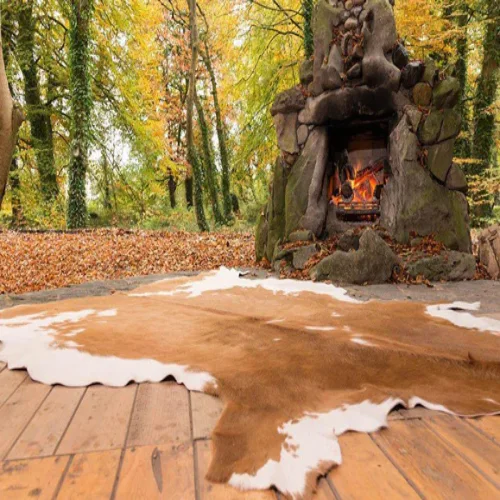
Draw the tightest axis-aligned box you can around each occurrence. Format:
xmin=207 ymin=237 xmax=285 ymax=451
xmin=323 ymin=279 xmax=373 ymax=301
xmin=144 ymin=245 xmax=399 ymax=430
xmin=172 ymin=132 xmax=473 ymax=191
xmin=0 ymin=230 xmax=256 ymax=295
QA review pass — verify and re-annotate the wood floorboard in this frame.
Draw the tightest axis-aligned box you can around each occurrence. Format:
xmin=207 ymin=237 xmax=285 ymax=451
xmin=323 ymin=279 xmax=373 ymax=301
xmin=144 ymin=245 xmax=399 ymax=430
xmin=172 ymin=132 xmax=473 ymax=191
xmin=115 ymin=444 xmax=196 ymax=499
xmin=372 ymin=419 xmax=499 ymax=498
xmin=57 ymin=385 xmax=137 ymax=455
xmin=0 ymin=369 xmax=28 ymax=408
xmin=0 ymin=379 xmax=51 ymax=460
xmin=328 ymin=432 xmax=421 ymax=499
xmin=469 ymin=416 xmax=500 ymax=445
xmin=57 ymin=449 xmax=122 ymax=499
xmin=127 ymin=382 xmax=191 ymax=448
xmin=191 ymin=392 xmax=224 ymax=441
xmin=8 ymin=386 xmax=86 ymax=460
xmin=0 ymin=455 xmax=69 ymax=500
xmin=425 ymin=415 xmax=500 ymax=488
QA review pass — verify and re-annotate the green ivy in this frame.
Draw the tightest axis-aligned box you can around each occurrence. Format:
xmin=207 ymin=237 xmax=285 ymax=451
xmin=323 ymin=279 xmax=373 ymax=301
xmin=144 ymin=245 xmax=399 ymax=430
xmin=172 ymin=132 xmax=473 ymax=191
xmin=67 ymin=0 xmax=95 ymax=229
xmin=303 ymin=0 xmax=314 ymax=59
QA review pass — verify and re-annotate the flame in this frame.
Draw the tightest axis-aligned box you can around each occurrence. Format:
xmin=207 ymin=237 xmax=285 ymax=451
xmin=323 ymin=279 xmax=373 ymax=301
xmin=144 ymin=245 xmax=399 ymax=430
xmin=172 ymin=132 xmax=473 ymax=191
xmin=331 ymin=160 xmax=380 ymax=206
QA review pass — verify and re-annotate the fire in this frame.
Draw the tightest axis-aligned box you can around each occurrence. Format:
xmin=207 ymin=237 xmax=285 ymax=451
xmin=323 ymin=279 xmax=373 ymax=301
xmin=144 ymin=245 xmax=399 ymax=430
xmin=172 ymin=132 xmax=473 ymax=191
xmin=330 ymin=159 xmax=385 ymax=207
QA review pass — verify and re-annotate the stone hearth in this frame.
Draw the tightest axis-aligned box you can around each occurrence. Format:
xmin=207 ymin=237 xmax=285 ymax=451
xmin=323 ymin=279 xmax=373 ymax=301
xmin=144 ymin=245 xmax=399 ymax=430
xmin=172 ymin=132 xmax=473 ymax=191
xmin=256 ymin=0 xmax=472 ymax=282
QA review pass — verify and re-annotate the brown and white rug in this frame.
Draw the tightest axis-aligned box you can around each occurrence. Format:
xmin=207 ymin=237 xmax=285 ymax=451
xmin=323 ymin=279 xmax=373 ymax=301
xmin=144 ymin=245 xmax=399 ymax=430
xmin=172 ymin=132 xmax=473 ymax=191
xmin=1 ymin=268 xmax=500 ymax=499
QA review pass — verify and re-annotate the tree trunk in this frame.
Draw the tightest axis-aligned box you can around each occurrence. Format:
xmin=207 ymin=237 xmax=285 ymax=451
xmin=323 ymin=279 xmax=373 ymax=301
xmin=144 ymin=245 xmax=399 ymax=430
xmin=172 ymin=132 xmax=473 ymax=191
xmin=303 ymin=0 xmax=314 ymax=58
xmin=102 ymin=151 xmax=112 ymax=211
xmin=471 ymin=0 xmax=499 ymax=219
xmin=168 ymin=172 xmax=177 ymax=209
xmin=185 ymin=175 xmax=193 ymax=208
xmin=67 ymin=0 xmax=94 ymax=229
xmin=0 ymin=33 xmax=23 ymax=209
xmin=17 ymin=3 xmax=58 ymax=202
xmin=186 ymin=0 xmax=209 ymax=231
xmin=454 ymin=2 xmax=471 ymax=159
xmin=10 ymin=154 xmax=23 ymax=226
xmin=195 ymin=94 xmax=223 ymax=225
xmin=202 ymin=42 xmax=232 ymax=222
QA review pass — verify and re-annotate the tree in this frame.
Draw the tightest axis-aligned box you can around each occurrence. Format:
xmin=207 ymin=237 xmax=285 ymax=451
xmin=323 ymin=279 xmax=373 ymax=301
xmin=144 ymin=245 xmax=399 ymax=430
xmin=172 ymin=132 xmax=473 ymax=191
xmin=195 ymin=93 xmax=223 ymax=225
xmin=67 ymin=0 xmax=94 ymax=229
xmin=471 ymin=0 xmax=499 ymax=218
xmin=0 ymin=16 xmax=23 ymax=209
xmin=303 ymin=0 xmax=313 ymax=58
xmin=17 ymin=2 xmax=58 ymax=202
xmin=186 ymin=0 xmax=209 ymax=231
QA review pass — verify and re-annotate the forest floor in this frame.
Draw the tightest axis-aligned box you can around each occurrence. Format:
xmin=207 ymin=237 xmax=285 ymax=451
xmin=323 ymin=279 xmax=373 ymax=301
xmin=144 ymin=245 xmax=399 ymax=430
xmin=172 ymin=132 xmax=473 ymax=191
xmin=0 ymin=229 xmax=256 ymax=295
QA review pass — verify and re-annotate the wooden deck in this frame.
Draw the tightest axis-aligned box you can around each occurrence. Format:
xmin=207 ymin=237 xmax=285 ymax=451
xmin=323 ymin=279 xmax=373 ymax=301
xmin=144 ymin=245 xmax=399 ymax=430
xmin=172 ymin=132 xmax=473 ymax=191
xmin=0 ymin=361 xmax=499 ymax=499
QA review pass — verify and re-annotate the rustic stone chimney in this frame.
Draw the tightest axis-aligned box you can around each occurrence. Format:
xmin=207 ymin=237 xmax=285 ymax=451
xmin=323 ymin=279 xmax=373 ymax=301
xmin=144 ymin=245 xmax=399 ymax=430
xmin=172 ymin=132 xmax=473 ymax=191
xmin=256 ymin=0 xmax=471 ymax=265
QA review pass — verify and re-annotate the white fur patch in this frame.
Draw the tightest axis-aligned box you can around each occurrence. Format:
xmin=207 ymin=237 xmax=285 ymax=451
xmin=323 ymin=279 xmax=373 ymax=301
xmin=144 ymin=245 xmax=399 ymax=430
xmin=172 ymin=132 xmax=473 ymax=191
xmin=229 ymin=398 xmax=401 ymax=498
xmin=131 ymin=267 xmax=361 ymax=303
xmin=0 ymin=310 xmax=215 ymax=390
xmin=426 ymin=302 xmax=500 ymax=334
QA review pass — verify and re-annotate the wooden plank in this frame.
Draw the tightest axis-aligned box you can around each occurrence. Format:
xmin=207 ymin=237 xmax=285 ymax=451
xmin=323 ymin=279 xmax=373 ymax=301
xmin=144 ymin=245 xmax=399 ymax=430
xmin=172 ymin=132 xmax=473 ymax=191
xmin=0 ymin=361 xmax=6 ymax=373
xmin=372 ymin=419 xmax=499 ymax=498
xmin=469 ymin=416 xmax=500 ymax=444
xmin=398 ymin=407 xmax=440 ymax=420
xmin=58 ymin=449 xmax=121 ymax=499
xmin=191 ymin=392 xmax=224 ymax=440
xmin=127 ymin=382 xmax=190 ymax=448
xmin=8 ymin=386 xmax=85 ymax=460
xmin=328 ymin=432 xmax=419 ymax=499
xmin=57 ymin=385 xmax=136 ymax=455
xmin=426 ymin=415 xmax=500 ymax=487
xmin=0 ymin=369 xmax=27 ymax=407
xmin=0 ymin=455 xmax=69 ymax=500
xmin=0 ymin=379 xmax=51 ymax=460
xmin=195 ymin=440 xmax=276 ymax=499
xmin=115 ymin=444 xmax=195 ymax=499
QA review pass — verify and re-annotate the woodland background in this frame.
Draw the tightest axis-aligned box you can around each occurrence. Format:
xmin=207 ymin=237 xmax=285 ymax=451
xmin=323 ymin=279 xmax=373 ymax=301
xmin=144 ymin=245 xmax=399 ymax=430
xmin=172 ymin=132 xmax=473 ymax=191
xmin=0 ymin=0 xmax=498 ymax=232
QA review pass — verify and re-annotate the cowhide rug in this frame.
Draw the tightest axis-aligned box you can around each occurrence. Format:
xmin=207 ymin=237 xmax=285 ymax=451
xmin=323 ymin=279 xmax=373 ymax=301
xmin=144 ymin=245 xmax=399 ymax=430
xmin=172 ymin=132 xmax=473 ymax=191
xmin=1 ymin=268 xmax=499 ymax=499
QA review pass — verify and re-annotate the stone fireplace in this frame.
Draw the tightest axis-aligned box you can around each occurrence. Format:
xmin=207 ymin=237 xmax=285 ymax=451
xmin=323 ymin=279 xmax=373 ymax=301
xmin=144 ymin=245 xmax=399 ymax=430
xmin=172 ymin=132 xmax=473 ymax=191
xmin=256 ymin=0 xmax=472 ymax=276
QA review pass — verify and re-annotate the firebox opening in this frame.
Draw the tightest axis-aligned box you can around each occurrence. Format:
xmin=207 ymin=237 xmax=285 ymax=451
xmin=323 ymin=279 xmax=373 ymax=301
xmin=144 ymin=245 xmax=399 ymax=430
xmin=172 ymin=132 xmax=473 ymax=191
xmin=328 ymin=121 xmax=390 ymax=223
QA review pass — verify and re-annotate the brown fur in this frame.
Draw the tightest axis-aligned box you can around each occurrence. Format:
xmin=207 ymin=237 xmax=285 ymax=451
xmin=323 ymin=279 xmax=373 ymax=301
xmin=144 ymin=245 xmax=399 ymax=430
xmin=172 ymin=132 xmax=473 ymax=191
xmin=1 ymin=274 xmax=500 ymax=498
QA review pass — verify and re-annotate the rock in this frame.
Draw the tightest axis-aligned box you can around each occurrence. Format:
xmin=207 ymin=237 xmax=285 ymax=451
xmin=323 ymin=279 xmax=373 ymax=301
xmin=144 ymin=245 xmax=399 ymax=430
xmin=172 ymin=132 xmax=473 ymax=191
xmin=422 ymin=58 xmax=438 ymax=85
xmin=380 ymin=117 xmax=471 ymax=253
xmin=401 ymin=61 xmax=425 ymax=89
xmin=322 ymin=45 xmax=344 ymax=91
xmin=255 ymin=206 xmax=268 ymax=262
xmin=271 ymin=87 xmax=306 ymax=116
xmin=410 ymin=237 xmax=423 ymax=247
xmin=341 ymin=33 xmax=352 ymax=56
xmin=293 ymin=245 xmax=318 ymax=270
xmin=347 ymin=63 xmax=362 ymax=79
xmin=412 ymin=82 xmax=432 ymax=106
xmin=299 ymin=60 xmax=314 ymax=86
xmin=361 ymin=0 xmax=400 ymax=91
xmin=478 ymin=225 xmax=500 ymax=279
xmin=393 ymin=43 xmax=409 ymax=69
xmin=299 ymin=86 xmax=395 ymax=125
xmin=433 ymin=77 xmax=460 ymax=109
xmin=274 ymin=113 xmax=299 ymax=154
xmin=353 ymin=6 xmax=363 ymax=16
xmin=345 ymin=0 xmax=353 ymax=9
xmin=311 ymin=229 xmax=400 ymax=284
xmin=407 ymin=251 xmax=476 ymax=281
xmin=345 ymin=17 xmax=358 ymax=30
xmin=426 ymin=138 xmax=455 ymax=182
xmin=439 ymin=109 xmax=462 ymax=142
xmin=289 ymin=230 xmax=314 ymax=243
xmin=405 ymin=106 xmax=422 ymax=132
xmin=445 ymin=164 xmax=468 ymax=194
xmin=417 ymin=111 xmax=444 ymax=145
xmin=353 ymin=0 xmax=366 ymax=5
xmin=337 ymin=230 xmax=361 ymax=252
xmin=297 ymin=124 xmax=309 ymax=146
xmin=265 ymin=158 xmax=288 ymax=261
xmin=285 ymin=128 xmax=329 ymax=237
xmin=283 ymin=152 xmax=299 ymax=166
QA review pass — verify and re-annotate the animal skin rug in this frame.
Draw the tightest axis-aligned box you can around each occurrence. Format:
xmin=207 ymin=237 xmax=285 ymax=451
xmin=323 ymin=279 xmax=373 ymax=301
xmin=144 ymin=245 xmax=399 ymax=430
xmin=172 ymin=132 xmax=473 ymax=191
xmin=1 ymin=268 xmax=500 ymax=499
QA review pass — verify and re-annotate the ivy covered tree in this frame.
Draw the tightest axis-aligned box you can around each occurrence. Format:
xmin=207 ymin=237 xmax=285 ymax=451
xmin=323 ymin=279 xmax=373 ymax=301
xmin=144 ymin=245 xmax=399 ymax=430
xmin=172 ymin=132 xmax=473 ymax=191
xmin=17 ymin=2 xmax=58 ymax=202
xmin=303 ymin=0 xmax=314 ymax=58
xmin=67 ymin=0 xmax=94 ymax=229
